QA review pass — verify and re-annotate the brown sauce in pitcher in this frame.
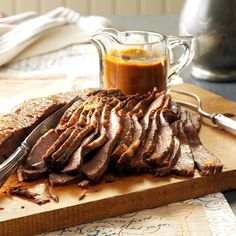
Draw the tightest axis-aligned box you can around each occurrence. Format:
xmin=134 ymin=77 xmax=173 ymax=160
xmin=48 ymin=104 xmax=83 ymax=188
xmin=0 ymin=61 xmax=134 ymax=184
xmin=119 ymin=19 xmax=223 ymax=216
xmin=104 ymin=48 xmax=167 ymax=95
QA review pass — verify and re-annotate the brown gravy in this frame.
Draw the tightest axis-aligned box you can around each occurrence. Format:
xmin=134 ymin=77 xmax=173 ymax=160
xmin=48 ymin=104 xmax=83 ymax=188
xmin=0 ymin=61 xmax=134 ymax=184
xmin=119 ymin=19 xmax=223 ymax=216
xmin=104 ymin=48 xmax=167 ymax=95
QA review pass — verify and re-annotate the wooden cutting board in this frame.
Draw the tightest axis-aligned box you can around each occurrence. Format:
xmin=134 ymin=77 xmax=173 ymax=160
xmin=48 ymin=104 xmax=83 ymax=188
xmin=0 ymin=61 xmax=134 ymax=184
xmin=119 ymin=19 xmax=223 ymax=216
xmin=0 ymin=83 xmax=236 ymax=236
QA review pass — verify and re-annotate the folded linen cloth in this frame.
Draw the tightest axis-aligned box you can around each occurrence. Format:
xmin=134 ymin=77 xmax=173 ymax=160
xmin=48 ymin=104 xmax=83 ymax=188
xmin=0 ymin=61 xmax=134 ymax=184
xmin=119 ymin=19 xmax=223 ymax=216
xmin=12 ymin=15 xmax=112 ymax=63
xmin=0 ymin=8 xmax=111 ymax=65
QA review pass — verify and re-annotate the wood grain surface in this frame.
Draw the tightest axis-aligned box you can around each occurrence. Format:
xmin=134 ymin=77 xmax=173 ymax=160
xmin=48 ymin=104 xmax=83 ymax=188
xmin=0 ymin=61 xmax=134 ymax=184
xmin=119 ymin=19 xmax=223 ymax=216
xmin=0 ymin=83 xmax=236 ymax=236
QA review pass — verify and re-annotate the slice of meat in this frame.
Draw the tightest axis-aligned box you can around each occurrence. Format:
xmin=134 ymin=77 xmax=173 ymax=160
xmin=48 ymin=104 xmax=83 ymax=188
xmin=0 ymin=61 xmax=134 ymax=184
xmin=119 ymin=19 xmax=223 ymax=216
xmin=17 ymin=166 xmax=48 ymax=181
xmin=64 ymin=98 xmax=96 ymax=128
xmin=51 ymin=105 xmax=99 ymax=166
xmin=162 ymin=95 xmax=171 ymax=109
xmin=58 ymin=100 xmax=82 ymax=126
xmin=62 ymin=127 xmax=99 ymax=174
xmin=53 ymin=125 xmax=94 ymax=169
xmin=139 ymin=93 xmax=166 ymax=131
xmin=51 ymin=127 xmax=83 ymax=161
xmin=146 ymin=111 xmax=174 ymax=166
xmin=180 ymin=107 xmax=201 ymax=131
xmin=110 ymin=96 xmax=139 ymax=160
xmin=116 ymin=94 xmax=166 ymax=167
xmin=26 ymin=129 xmax=62 ymax=168
xmin=184 ymin=117 xmax=223 ymax=175
xmin=82 ymin=105 xmax=110 ymax=157
xmin=48 ymin=173 xmax=82 ymax=186
xmin=64 ymin=104 xmax=85 ymax=128
xmin=123 ymin=94 xmax=144 ymax=112
xmin=62 ymin=106 xmax=104 ymax=174
xmin=111 ymin=113 xmax=134 ymax=162
xmin=162 ymin=108 xmax=179 ymax=124
xmin=59 ymin=92 xmax=103 ymax=129
xmin=117 ymin=114 xmax=142 ymax=166
xmin=53 ymin=104 xmax=105 ymax=170
xmin=43 ymin=125 xmax=76 ymax=167
xmin=129 ymin=110 xmax=160 ymax=171
xmin=85 ymin=88 xmax=122 ymax=97
xmin=136 ymin=93 xmax=166 ymax=124
xmin=171 ymin=121 xmax=195 ymax=176
xmin=156 ymin=137 xmax=180 ymax=176
xmin=82 ymin=108 xmax=122 ymax=181
xmin=130 ymin=89 xmax=159 ymax=117
xmin=140 ymin=110 xmax=160 ymax=160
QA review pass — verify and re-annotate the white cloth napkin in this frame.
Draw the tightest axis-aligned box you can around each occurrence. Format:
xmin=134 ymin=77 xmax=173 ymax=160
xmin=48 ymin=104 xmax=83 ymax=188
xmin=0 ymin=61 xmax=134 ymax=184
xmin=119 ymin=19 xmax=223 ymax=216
xmin=0 ymin=11 xmax=112 ymax=64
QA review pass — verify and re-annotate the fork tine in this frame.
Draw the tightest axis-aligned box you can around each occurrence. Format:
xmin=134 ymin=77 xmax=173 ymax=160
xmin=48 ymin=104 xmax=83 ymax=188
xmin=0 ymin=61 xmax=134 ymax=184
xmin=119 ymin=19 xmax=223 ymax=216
xmin=170 ymin=89 xmax=211 ymax=118
xmin=171 ymin=89 xmax=202 ymax=108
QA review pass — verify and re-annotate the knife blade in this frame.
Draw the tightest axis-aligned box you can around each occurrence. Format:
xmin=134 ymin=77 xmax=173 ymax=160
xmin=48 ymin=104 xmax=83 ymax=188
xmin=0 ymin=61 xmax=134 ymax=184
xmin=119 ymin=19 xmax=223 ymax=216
xmin=0 ymin=96 xmax=79 ymax=188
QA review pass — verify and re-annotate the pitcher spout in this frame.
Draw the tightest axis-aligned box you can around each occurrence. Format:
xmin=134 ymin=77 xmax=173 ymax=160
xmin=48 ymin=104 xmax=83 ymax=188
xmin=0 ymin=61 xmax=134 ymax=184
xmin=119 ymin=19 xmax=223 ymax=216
xmin=91 ymin=28 xmax=120 ymax=88
xmin=91 ymin=28 xmax=120 ymax=54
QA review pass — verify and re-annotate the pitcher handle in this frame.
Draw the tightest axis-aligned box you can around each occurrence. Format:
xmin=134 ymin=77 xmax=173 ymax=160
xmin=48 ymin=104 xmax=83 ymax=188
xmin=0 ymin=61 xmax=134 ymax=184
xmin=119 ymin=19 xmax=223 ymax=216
xmin=167 ymin=36 xmax=195 ymax=78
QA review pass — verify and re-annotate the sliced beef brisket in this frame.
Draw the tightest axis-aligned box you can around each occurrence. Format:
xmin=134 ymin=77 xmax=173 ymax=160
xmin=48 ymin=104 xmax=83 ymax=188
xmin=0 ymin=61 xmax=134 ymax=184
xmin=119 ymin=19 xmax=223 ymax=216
xmin=82 ymin=106 xmax=122 ymax=181
xmin=156 ymin=137 xmax=180 ymax=176
xmin=62 ymin=106 xmax=103 ymax=174
xmin=0 ymin=87 xmax=223 ymax=188
xmin=184 ymin=119 xmax=223 ymax=175
xmin=117 ymin=93 xmax=166 ymax=167
xmin=146 ymin=111 xmax=174 ymax=166
xmin=0 ymin=88 xmax=94 ymax=164
xmin=171 ymin=121 xmax=195 ymax=176
xmin=27 ymin=129 xmax=62 ymax=168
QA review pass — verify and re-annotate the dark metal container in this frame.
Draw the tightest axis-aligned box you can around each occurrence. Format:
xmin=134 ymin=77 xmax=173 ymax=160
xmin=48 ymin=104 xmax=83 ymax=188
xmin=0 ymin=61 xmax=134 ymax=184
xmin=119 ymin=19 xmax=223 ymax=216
xmin=179 ymin=0 xmax=236 ymax=81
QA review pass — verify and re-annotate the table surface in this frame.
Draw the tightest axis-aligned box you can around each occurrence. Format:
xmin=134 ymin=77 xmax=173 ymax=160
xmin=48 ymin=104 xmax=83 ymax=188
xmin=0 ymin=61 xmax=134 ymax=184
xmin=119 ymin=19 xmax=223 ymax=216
xmin=108 ymin=15 xmax=236 ymax=215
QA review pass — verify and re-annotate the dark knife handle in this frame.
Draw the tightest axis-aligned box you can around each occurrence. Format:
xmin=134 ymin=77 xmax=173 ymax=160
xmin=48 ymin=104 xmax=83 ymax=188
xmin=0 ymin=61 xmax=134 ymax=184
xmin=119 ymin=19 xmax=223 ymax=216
xmin=0 ymin=142 xmax=29 ymax=188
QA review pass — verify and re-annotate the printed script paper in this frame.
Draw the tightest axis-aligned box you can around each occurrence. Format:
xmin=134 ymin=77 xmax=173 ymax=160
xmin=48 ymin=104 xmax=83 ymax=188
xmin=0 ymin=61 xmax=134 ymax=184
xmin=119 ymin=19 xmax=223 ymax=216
xmin=40 ymin=193 xmax=236 ymax=236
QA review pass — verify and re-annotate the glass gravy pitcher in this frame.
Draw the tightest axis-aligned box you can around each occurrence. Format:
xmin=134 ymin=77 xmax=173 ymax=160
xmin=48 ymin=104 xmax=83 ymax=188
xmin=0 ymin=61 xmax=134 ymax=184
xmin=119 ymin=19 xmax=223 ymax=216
xmin=91 ymin=28 xmax=195 ymax=95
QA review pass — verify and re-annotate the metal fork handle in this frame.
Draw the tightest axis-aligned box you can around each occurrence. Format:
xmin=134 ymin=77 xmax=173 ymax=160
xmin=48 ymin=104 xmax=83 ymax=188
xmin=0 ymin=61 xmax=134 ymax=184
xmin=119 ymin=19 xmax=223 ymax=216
xmin=0 ymin=142 xmax=29 ymax=188
xmin=212 ymin=114 xmax=236 ymax=136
